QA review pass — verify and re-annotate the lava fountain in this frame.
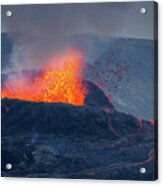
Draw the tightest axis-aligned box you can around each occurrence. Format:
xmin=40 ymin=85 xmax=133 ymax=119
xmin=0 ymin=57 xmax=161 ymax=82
xmin=2 ymin=48 xmax=88 ymax=105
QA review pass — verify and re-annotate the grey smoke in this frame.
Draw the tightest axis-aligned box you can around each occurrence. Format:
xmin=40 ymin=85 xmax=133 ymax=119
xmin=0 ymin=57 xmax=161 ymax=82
xmin=1 ymin=2 xmax=154 ymax=71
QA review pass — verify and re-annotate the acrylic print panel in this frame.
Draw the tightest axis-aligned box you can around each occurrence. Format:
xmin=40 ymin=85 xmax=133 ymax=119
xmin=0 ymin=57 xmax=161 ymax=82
xmin=1 ymin=1 xmax=158 ymax=180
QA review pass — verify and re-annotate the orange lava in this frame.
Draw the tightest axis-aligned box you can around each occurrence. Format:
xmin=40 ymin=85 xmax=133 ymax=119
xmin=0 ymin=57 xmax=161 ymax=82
xmin=2 ymin=48 xmax=87 ymax=105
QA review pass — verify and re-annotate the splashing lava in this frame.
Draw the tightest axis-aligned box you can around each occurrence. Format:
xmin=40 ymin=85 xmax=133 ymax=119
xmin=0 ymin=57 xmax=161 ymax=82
xmin=2 ymin=48 xmax=88 ymax=105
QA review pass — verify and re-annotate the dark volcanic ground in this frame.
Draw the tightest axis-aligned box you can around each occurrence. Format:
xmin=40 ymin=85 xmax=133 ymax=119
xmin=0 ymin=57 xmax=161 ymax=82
xmin=1 ymin=97 xmax=157 ymax=180
xmin=1 ymin=79 xmax=157 ymax=180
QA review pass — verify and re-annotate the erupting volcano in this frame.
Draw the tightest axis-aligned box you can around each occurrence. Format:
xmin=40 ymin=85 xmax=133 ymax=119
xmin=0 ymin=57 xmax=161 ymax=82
xmin=2 ymin=48 xmax=88 ymax=105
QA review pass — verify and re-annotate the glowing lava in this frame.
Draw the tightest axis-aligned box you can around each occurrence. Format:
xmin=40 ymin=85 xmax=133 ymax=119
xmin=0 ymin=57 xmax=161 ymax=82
xmin=2 ymin=48 xmax=88 ymax=105
xmin=149 ymin=119 xmax=155 ymax=125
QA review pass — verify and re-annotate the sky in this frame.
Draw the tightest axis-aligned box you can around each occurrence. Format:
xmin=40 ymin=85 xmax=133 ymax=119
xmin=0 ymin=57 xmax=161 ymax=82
xmin=2 ymin=1 xmax=156 ymax=40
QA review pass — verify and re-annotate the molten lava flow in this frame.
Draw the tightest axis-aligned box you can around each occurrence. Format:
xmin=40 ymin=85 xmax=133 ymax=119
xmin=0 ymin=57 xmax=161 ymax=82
xmin=137 ymin=117 xmax=143 ymax=131
xmin=2 ymin=48 xmax=87 ymax=105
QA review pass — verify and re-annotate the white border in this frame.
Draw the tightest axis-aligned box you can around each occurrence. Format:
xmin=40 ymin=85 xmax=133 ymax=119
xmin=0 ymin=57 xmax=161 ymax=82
xmin=0 ymin=0 xmax=162 ymax=186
